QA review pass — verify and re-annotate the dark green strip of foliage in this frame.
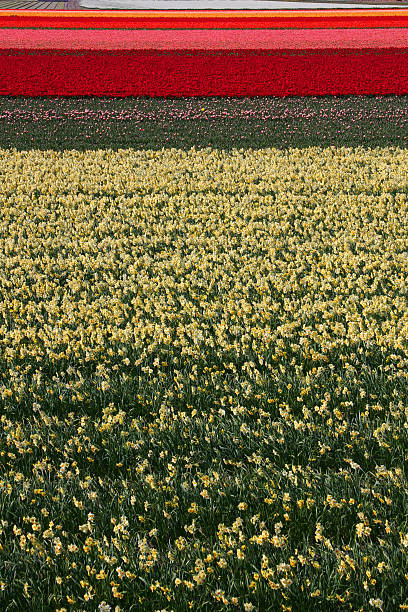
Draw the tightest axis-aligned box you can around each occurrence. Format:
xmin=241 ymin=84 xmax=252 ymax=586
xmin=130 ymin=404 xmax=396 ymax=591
xmin=1 ymin=95 xmax=407 ymax=151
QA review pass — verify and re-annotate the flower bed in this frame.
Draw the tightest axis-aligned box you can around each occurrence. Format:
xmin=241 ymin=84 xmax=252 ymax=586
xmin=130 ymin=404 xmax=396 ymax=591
xmin=2 ymin=8 xmax=408 ymax=29
xmin=0 ymin=95 xmax=408 ymax=612
xmin=2 ymin=27 xmax=408 ymax=96
xmin=1 ymin=94 xmax=408 ymax=150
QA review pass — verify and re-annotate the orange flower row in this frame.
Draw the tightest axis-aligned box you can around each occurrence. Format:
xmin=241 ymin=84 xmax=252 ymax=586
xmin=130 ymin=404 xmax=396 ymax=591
xmin=1 ymin=9 xmax=408 ymax=29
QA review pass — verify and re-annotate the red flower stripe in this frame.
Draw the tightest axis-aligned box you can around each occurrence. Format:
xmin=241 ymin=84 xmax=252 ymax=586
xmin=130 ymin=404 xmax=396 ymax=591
xmin=1 ymin=48 xmax=408 ymax=97
xmin=2 ymin=9 xmax=408 ymax=30
xmin=2 ymin=24 xmax=408 ymax=97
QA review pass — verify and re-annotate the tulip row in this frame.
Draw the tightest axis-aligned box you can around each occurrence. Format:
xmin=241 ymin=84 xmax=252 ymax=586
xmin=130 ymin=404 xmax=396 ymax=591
xmin=2 ymin=9 xmax=408 ymax=30
xmin=2 ymin=26 xmax=408 ymax=96
xmin=1 ymin=94 xmax=408 ymax=151
xmin=2 ymin=49 xmax=408 ymax=97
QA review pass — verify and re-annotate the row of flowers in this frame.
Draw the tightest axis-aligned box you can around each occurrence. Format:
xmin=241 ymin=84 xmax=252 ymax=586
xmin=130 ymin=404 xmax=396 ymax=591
xmin=2 ymin=50 xmax=408 ymax=96
xmin=0 ymin=143 xmax=407 ymax=610
xmin=2 ymin=94 xmax=408 ymax=151
xmin=1 ymin=9 xmax=408 ymax=30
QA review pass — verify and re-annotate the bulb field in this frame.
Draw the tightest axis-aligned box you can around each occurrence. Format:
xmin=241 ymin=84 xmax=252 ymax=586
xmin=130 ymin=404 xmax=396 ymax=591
xmin=1 ymin=94 xmax=408 ymax=612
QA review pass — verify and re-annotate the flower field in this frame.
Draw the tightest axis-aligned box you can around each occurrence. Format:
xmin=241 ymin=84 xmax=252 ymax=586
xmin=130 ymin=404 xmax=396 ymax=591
xmin=3 ymin=9 xmax=408 ymax=96
xmin=1 ymin=94 xmax=408 ymax=612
